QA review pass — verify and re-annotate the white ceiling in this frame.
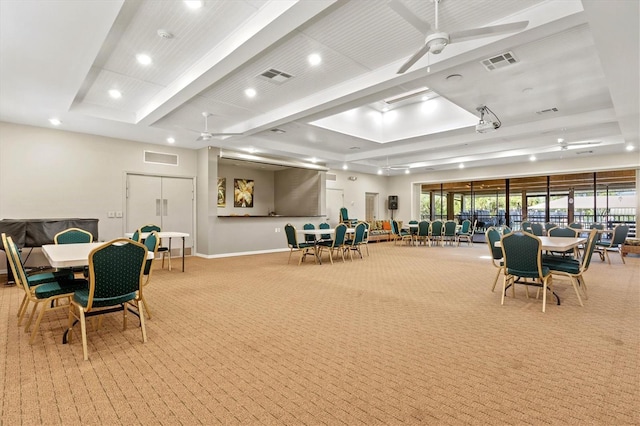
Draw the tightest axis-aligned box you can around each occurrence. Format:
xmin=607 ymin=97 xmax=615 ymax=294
xmin=1 ymin=0 xmax=638 ymax=175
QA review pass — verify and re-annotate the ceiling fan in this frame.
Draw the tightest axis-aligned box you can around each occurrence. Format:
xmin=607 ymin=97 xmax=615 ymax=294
xmin=195 ymin=112 xmax=243 ymax=141
xmin=390 ymin=0 xmax=529 ymax=74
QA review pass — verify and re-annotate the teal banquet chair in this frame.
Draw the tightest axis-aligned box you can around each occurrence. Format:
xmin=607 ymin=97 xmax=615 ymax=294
xmin=317 ymin=223 xmax=347 ymax=264
xmin=430 ymin=220 xmax=444 ymax=246
xmin=339 ymin=208 xmax=358 ymax=227
xmin=416 ymin=220 xmax=431 ymax=246
xmin=3 ymin=234 xmax=86 ymax=344
xmin=318 ymin=222 xmax=332 ymax=243
xmin=67 ymin=238 xmax=148 ymax=360
xmin=139 ymin=224 xmax=170 ymax=269
xmin=457 ymin=219 xmax=474 ymax=246
xmin=344 ymin=222 xmax=367 ymax=260
xmin=284 ymin=223 xmax=316 ymax=265
xmin=546 ymin=227 xmax=578 ymax=258
xmin=500 ymin=231 xmax=554 ymax=312
xmin=530 ymin=223 xmax=544 ymax=236
xmin=54 ymin=227 xmax=94 ymax=277
xmin=442 ymin=220 xmax=457 ymax=246
xmin=391 ymin=220 xmax=412 ymax=245
xmin=543 ymin=229 xmax=598 ymax=307
xmin=595 ymin=224 xmax=629 ymax=264
xmin=303 ymin=223 xmax=317 ymax=243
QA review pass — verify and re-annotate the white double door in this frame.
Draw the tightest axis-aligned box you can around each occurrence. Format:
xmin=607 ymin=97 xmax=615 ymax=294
xmin=126 ymin=174 xmax=194 ymax=251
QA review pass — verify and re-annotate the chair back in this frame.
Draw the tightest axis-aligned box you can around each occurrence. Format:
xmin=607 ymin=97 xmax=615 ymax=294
xmin=85 ymin=239 xmax=147 ymax=310
xmin=581 ymin=229 xmax=599 ymax=271
xmin=333 ymin=223 xmax=348 ymax=246
xmin=284 ymin=224 xmax=299 ymax=248
xmin=2 ymin=234 xmax=29 ymax=292
xmin=501 ymin=232 xmax=546 ymax=279
xmin=54 ymin=228 xmax=93 ymax=244
xmin=140 ymin=224 xmax=162 ymax=233
xmin=431 ymin=220 xmax=443 ymax=236
xmin=390 ymin=220 xmax=400 ymax=236
xmin=418 ymin=221 xmax=430 ymax=237
xmin=142 ymin=231 xmax=160 ymax=277
xmin=340 ymin=208 xmax=349 ymax=222
xmin=548 ymin=227 xmax=577 ymax=237
xmin=568 ymin=222 xmax=583 ymax=230
xmin=590 ymin=223 xmax=604 ymax=230
xmin=443 ymin=220 xmax=457 ymax=236
xmin=319 ymin=222 xmax=331 ymax=240
xmin=544 ymin=222 xmax=557 ymax=232
xmin=521 ymin=221 xmax=532 ymax=233
xmin=502 ymin=226 xmax=512 ymax=235
xmin=131 ymin=229 xmax=142 ymax=242
xmin=303 ymin=223 xmax=316 ymax=243
xmin=530 ymin=223 xmax=544 ymax=236
xmin=459 ymin=220 xmax=471 ymax=234
xmin=610 ymin=225 xmax=630 ymax=246
xmin=485 ymin=227 xmax=503 ymax=260
xmin=362 ymin=222 xmax=370 ymax=242
xmin=352 ymin=222 xmax=366 ymax=245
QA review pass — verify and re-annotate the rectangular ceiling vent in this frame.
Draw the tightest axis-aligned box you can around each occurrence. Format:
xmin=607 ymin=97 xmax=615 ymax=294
xmin=481 ymin=51 xmax=519 ymax=71
xmin=326 ymin=173 xmax=337 ymax=181
xmin=575 ymin=150 xmax=594 ymax=155
xmin=258 ymin=68 xmax=294 ymax=84
xmin=144 ymin=150 xmax=178 ymax=166
xmin=536 ymin=107 xmax=559 ymax=115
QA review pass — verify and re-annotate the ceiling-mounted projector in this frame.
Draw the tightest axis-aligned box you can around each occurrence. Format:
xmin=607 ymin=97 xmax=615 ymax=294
xmin=476 ymin=120 xmax=499 ymax=133
xmin=475 ymin=105 xmax=501 ymax=134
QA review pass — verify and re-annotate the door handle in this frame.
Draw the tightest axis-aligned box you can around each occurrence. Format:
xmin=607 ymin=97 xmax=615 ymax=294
xmin=156 ymin=199 xmax=161 ymax=216
xmin=163 ymin=199 xmax=168 ymax=216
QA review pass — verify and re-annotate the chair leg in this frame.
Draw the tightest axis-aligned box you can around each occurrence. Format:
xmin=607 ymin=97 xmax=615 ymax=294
xmin=79 ymin=308 xmax=89 ymax=361
xmin=29 ymin=301 xmax=49 ymax=344
xmin=140 ymin=293 xmax=152 ymax=319
xmin=491 ymin=268 xmax=501 ymax=292
xmin=501 ymin=275 xmax=508 ymax=305
xmin=138 ymin=300 xmax=148 ymax=343
xmin=17 ymin=297 xmax=30 ymax=326
xmin=605 ymin=249 xmax=611 ymax=264
xmin=25 ymin=302 xmax=39 ymax=333
xmin=578 ymin=276 xmax=588 ymax=299
xmin=619 ymin=249 xmax=625 ymax=264
xmin=288 ymin=249 xmax=293 ymax=264
xmin=569 ymin=276 xmax=584 ymax=307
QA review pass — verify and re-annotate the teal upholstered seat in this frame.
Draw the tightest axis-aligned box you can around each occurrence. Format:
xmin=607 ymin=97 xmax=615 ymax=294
xmin=430 ymin=220 xmax=444 ymax=246
xmin=500 ymin=231 xmax=553 ymax=312
xmin=391 ymin=220 xmax=412 ymax=245
xmin=68 ymin=238 xmax=148 ymax=360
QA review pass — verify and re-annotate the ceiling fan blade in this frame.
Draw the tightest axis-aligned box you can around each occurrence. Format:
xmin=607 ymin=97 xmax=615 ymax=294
xmin=209 ymin=133 xmax=243 ymax=136
xmin=397 ymin=43 xmax=431 ymax=74
xmin=388 ymin=0 xmax=431 ymax=34
xmin=449 ymin=21 xmax=528 ymax=43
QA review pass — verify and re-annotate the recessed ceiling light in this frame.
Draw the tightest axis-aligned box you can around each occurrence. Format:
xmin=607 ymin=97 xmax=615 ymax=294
xmin=381 ymin=106 xmax=389 ymax=112
xmin=445 ymin=74 xmax=463 ymax=82
xmin=529 ymin=155 xmax=536 ymax=161
xmin=459 ymin=163 xmax=465 ymax=169
xmin=626 ymin=144 xmax=635 ymax=151
xmin=244 ymin=88 xmax=256 ymax=98
xmin=308 ymin=53 xmax=321 ymax=66
xmin=167 ymin=137 xmax=175 ymax=144
xmin=108 ymin=89 xmax=122 ymax=99
xmin=557 ymin=138 xmax=564 ymax=143
xmin=184 ymin=0 xmax=202 ymax=10
xmin=309 ymin=157 xmax=318 ymax=163
xmin=49 ymin=118 xmax=61 ymax=126
xmin=377 ymin=169 xmax=382 ymax=175
xmin=349 ymin=146 xmax=360 ymax=150
xmin=405 ymin=169 xmax=410 ymax=174
xmin=342 ymin=164 xmax=348 ymax=170
xmin=136 ymin=54 xmax=152 ymax=65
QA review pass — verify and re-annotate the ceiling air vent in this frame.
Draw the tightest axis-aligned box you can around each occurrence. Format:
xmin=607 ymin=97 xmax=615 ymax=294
xmin=144 ymin=150 xmax=178 ymax=166
xmin=575 ymin=150 xmax=593 ymax=155
xmin=536 ymin=107 xmax=559 ymax=115
xmin=481 ymin=51 xmax=519 ymax=71
xmin=258 ymin=68 xmax=294 ymax=84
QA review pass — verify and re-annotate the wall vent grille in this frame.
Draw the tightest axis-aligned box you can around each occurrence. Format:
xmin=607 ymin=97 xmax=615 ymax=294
xmin=144 ymin=150 xmax=178 ymax=166
xmin=326 ymin=173 xmax=337 ymax=181
xmin=258 ymin=68 xmax=294 ymax=84
xmin=481 ymin=51 xmax=519 ymax=71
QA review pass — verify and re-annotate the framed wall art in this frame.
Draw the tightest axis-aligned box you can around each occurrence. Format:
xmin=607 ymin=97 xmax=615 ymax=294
xmin=217 ymin=177 xmax=226 ymax=207
xmin=234 ymin=178 xmax=254 ymax=208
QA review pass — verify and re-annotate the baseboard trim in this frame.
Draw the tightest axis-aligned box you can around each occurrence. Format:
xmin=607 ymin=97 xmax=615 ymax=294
xmin=195 ymin=248 xmax=289 ymax=259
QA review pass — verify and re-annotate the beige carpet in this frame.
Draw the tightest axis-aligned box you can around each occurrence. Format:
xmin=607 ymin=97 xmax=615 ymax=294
xmin=1 ymin=241 xmax=638 ymax=425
